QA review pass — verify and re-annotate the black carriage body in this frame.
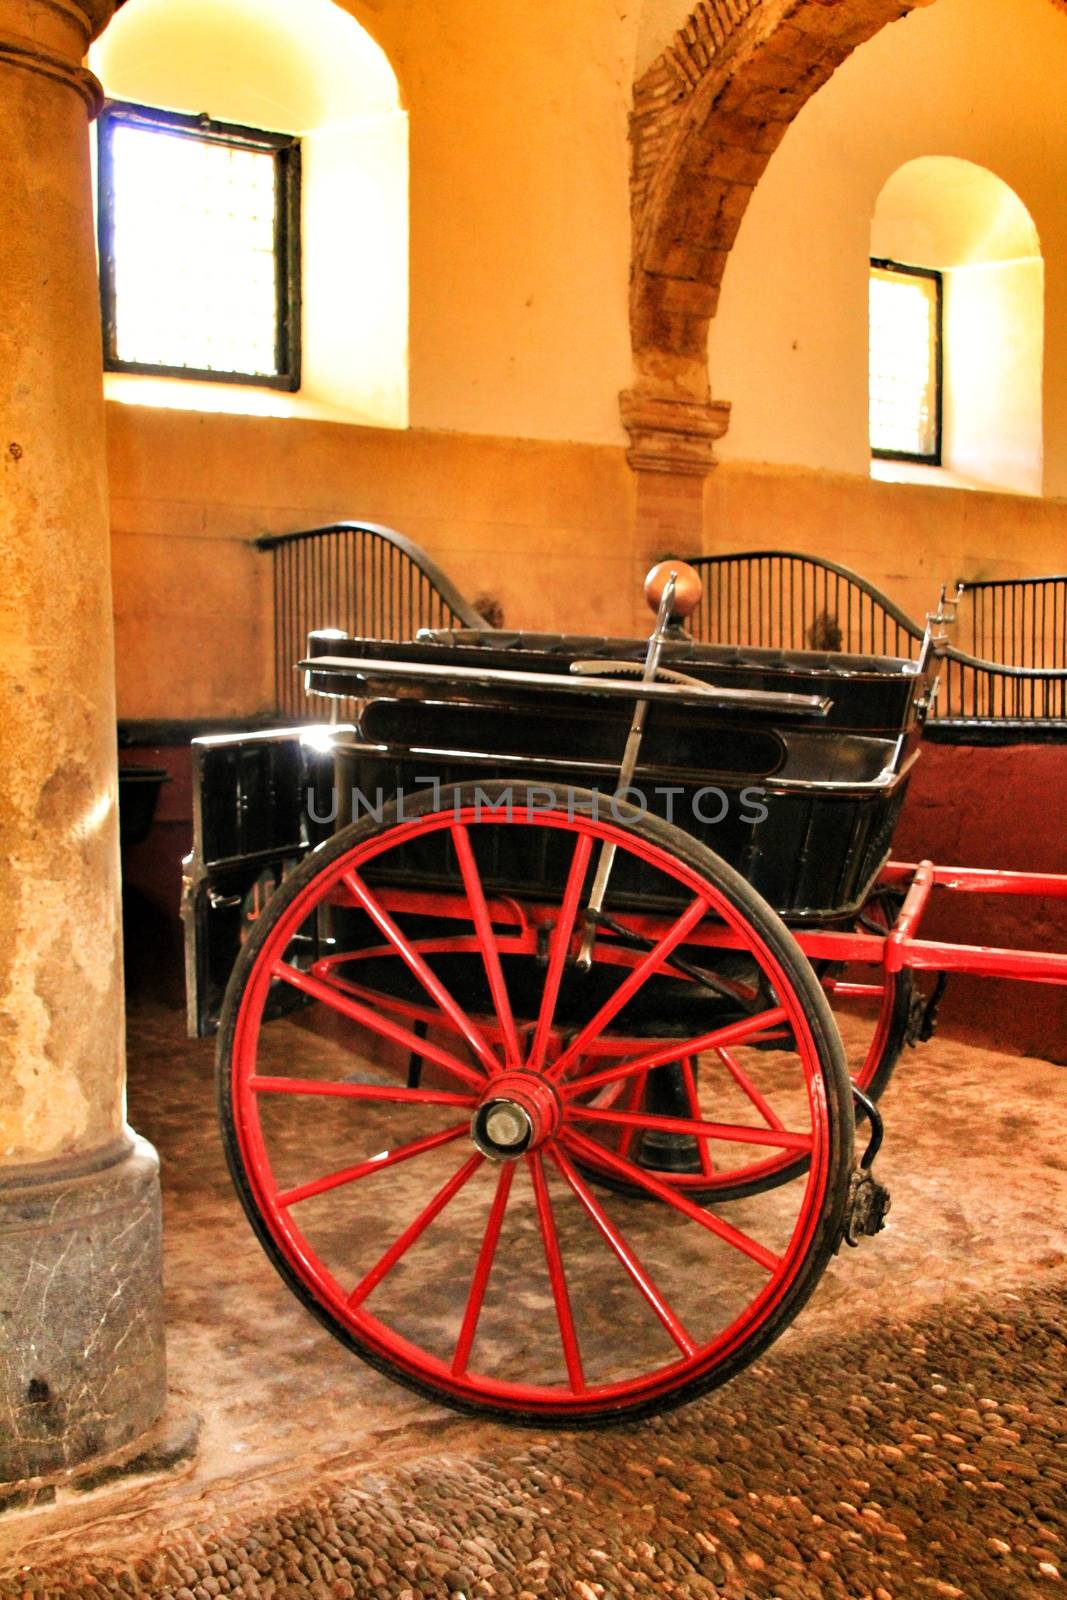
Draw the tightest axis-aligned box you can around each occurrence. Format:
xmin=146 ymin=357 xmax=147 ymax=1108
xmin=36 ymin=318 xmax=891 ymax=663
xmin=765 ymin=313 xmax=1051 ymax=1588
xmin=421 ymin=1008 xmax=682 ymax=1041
xmin=183 ymin=627 xmax=929 ymax=1036
xmin=181 ymin=726 xmax=351 ymax=1036
xmin=312 ymin=629 xmax=927 ymax=919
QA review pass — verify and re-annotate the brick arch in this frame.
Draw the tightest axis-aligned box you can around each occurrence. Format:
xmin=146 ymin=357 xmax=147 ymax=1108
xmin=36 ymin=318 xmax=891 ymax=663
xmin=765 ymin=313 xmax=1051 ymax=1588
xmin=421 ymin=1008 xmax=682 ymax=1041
xmin=624 ymin=0 xmax=937 ymax=472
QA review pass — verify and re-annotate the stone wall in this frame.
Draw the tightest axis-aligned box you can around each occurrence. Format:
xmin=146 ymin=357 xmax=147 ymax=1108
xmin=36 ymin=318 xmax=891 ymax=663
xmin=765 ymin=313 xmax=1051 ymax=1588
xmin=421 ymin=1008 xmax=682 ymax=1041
xmin=106 ymin=406 xmax=638 ymax=721
xmin=107 ymin=403 xmax=1067 ymax=723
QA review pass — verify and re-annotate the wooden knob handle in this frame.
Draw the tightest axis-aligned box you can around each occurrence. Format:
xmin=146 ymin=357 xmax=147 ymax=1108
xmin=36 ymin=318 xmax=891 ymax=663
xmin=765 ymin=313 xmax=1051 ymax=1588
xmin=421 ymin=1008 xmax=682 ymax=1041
xmin=644 ymin=560 xmax=703 ymax=620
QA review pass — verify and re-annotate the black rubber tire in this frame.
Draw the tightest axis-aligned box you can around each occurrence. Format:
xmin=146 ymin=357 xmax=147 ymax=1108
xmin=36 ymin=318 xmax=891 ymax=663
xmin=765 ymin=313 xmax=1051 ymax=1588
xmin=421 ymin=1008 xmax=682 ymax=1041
xmin=216 ymin=781 xmax=856 ymax=1428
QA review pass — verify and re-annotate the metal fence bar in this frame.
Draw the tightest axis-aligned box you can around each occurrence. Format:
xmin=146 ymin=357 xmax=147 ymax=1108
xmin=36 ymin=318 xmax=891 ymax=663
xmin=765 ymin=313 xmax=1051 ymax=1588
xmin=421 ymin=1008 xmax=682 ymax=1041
xmin=684 ymin=550 xmax=925 ymax=655
xmin=258 ymin=521 xmax=488 ymax=717
xmin=956 ymin=574 xmax=1067 ymax=668
xmin=683 ymin=550 xmax=1067 ymax=727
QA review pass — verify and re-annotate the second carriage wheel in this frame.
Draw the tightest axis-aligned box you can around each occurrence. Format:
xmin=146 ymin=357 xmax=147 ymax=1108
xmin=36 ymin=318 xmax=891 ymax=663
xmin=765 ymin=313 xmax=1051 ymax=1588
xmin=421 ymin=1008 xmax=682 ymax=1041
xmin=577 ymin=887 xmax=914 ymax=1205
xmin=821 ymin=889 xmax=916 ymax=1104
xmin=218 ymin=781 xmax=854 ymax=1426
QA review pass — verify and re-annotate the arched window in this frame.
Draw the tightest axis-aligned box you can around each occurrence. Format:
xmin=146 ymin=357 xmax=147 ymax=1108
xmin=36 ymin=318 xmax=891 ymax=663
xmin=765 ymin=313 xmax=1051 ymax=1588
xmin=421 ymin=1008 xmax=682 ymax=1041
xmin=90 ymin=0 xmax=408 ymax=427
xmin=869 ymin=157 xmax=1042 ymax=495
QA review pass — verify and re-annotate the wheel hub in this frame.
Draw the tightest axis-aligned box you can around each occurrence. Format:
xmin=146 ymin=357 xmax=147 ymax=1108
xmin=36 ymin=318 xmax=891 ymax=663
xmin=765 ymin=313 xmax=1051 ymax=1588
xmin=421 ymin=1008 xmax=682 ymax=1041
xmin=471 ymin=1072 xmax=562 ymax=1160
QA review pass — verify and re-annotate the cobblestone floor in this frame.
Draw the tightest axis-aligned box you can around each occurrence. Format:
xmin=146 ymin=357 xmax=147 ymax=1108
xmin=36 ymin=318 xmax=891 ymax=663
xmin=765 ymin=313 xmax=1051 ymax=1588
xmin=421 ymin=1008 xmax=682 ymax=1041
xmin=2 ymin=1280 xmax=1063 ymax=1599
xmin=1 ymin=1003 xmax=1063 ymax=1598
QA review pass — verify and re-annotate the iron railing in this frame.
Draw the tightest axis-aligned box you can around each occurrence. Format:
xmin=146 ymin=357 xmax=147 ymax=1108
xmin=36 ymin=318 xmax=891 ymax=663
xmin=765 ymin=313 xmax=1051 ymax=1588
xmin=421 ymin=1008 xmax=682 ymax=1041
xmin=257 ymin=529 xmax=1067 ymax=727
xmin=684 ymin=550 xmax=924 ymax=659
xmin=955 ymin=574 xmax=1067 ymax=672
xmin=257 ymin=521 xmax=488 ymax=717
xmin=935 ymin=647 xmax=1067 ymax=722
xmin=684 ymin=550 xmax=1067 ymax=727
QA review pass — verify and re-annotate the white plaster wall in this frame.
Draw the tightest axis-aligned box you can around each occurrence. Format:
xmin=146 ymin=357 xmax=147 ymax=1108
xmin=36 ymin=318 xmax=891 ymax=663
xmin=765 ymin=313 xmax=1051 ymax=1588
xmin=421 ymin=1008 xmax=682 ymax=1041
xmin=710 ymin=0 xmax=1067 ymax=497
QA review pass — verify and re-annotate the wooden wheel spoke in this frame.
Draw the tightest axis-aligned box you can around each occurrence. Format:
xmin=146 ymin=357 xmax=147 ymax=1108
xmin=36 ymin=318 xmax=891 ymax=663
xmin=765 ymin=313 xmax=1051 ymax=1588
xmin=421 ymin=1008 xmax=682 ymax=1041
xmin=250 ymin=1075 xmax=476 ymax=1108
xmin=717 ymin=1047 xmax=787 ymax=1132
xmin=559 ymin=1006 xmax=789 ymax=1099
xmin=681 ymin=1057 xmax=714 ymax=1178
xmin=527 ymin=1153 xmax=585 ymax=1392
xmin=347 ymin=1152 xmax=485 ymax=1308
xmin=341 ymin=868 xmax=502 ymax=1076
xmin=561 ymin=1129 xmax=782 ymax=1274
xmin=310 ymin=967 xmax=447 ymax=1040
xmin=549 ymin=896 xmax=710 ymax=1082
xmin=451 ymin=1162 xmax=515 ymax=1377
xmin=568 ymin=1106 xmax=812 ymax=1152
xmin=617 ymin=1069 xmax=649 ymax=1160
xmin=527 ymin=834 xmax=594 ymax=1072
xmin=549 ymin=1147 xmax=697 ymax=1357
xmin=451 ymin=824 xmax=522 ymax=1068
xmin=273 ymin=961 xmax=486 ymax=1091
xmin=277 ymin=1122 xmax=469 ymax=1207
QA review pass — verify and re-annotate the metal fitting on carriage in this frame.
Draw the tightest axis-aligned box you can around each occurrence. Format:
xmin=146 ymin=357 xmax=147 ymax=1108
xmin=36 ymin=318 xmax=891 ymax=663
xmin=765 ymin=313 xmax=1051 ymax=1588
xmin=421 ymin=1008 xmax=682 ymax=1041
xmin=839 ymin=1083 xmax=891 ymax=1247
xmin=470 ymin=1072 xmax=563 ymax=1161
xmin=842 ymin=1165 xmax=892 ymax=1247
xmin=906 ymin=972 xmax=948 ymax=1046
xmin=912 ymin=582 xmax=965 ymax=711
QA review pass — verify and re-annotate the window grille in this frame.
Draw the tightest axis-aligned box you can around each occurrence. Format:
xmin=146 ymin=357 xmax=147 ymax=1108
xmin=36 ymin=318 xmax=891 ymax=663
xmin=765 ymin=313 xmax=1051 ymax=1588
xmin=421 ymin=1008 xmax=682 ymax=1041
xmin=869 ymin=259 xmax=941 ymax=463
xmin=97 ymin=101 xmax=301 ymax=389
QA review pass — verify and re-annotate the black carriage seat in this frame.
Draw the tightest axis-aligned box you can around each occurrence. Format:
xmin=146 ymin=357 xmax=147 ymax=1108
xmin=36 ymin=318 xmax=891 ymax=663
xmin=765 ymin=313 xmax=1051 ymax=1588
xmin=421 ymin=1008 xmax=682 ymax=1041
xmin=408 ymin=628 xmax=926 ymax=739
xmin=416 ymin=627 xmax=919 ymax=681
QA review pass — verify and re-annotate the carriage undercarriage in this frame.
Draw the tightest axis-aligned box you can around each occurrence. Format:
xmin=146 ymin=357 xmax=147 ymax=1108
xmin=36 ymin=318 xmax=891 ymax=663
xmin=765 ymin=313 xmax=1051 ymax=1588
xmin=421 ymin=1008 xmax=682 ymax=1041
xmin=184 ymin=564 xmax=1067 ymax=1424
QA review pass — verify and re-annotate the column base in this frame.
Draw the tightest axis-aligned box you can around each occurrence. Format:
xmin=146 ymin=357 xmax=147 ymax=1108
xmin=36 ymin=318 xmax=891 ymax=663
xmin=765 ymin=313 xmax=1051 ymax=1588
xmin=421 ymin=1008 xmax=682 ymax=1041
xmin=0 ymin=1402 xmax=200 ymax=1516
xmin=0 ymin=1134 xmax=167 ymax=1481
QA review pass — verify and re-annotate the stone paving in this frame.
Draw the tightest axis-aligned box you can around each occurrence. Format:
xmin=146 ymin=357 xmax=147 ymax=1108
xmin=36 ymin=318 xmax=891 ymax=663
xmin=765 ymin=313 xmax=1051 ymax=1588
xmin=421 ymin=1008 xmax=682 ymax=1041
xmin=0 ymin=1002 xmax=1063 ymax=1597
xmin=2 ymin=1279 xmax=1063 ymax=1599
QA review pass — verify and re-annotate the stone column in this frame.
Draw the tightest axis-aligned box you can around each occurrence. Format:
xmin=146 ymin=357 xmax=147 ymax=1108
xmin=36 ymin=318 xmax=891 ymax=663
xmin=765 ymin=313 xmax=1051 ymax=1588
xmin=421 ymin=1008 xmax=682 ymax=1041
xmin=0 ymin=0 xmax=166 ymax=1482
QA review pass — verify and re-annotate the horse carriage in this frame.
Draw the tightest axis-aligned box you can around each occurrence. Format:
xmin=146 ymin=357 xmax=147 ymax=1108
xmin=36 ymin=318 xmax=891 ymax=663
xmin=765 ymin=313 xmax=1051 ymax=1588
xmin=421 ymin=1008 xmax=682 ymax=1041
xmin=182 ymin=560 xmax=1067 ymax=1425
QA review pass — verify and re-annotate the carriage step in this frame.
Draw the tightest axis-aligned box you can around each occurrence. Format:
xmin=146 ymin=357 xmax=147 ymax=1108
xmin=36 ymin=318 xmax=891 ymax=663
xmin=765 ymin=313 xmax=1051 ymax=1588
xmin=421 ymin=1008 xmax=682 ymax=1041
xmin=842 ymin=1082 xmax=891 ymax=1246
xmin=842 ymin=1165 xmax=892 ymax=1247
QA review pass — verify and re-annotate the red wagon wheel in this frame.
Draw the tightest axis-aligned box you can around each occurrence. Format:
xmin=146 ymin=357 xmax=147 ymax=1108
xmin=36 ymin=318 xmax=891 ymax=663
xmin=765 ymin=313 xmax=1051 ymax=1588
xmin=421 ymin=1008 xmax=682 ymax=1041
xmin=218 ymin=782 xmax=853 ymax=1425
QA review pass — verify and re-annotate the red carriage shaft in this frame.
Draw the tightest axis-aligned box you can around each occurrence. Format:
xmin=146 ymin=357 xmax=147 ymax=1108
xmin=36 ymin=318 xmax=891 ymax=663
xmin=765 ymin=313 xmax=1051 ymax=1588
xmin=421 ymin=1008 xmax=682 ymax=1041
xmin=345 ymin=858 xmax=1067 ymax=988
xmin=805 ymin=860 xmax=1067 ymax=983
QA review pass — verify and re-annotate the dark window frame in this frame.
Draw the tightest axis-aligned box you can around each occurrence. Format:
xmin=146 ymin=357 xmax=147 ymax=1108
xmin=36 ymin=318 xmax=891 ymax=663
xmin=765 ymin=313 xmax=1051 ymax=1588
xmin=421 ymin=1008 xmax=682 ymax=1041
xmin=869 ymin=256 xmax=943 ymax=466
xmin=97 ymin=100 xmax=302 ymax=392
